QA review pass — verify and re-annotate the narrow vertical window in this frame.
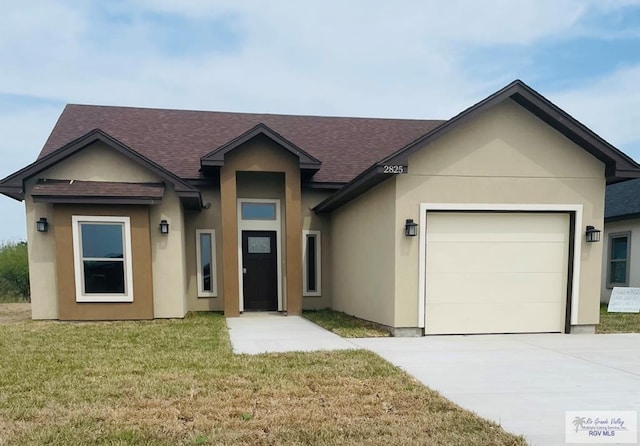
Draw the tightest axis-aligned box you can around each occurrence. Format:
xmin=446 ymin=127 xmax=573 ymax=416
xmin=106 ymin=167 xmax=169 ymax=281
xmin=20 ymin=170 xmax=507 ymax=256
xmin=608 ymin=233 xmax=630 ymax=287
xmin=303 ymin=230 xmax=321 ymax=296
xmin=196 ymin=230 xmax=217 ymax=297
xmin=307 ymin=235 xmax=317 ymax=292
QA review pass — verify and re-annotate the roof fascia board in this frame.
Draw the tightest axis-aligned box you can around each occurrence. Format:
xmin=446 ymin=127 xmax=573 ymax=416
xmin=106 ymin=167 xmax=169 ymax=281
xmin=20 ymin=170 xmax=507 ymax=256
xmin=0 ymin=185 xmax=24 ymax=201
xmin=382 ymin=81 xmax=639 ymax=175
xmin=511 ymin=93 xmax=638 ymax=170
xmin=315 ymin=80 xmax=640 ymax=214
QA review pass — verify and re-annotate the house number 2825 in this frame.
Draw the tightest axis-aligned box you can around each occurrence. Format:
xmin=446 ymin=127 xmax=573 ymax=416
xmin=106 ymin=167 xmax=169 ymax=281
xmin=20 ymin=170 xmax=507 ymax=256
xmin=383 ymin=165 xmax=405 ymax=174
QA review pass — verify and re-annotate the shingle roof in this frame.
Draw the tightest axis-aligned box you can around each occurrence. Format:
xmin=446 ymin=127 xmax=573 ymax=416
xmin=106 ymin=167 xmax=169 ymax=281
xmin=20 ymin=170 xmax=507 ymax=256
xmin=31 ymin=180 xmax=165 ymax=200
xmin=40 ymin=105 xmax=445 ymax=183
xmin=605 ymin=178 xmax=640 ymax=220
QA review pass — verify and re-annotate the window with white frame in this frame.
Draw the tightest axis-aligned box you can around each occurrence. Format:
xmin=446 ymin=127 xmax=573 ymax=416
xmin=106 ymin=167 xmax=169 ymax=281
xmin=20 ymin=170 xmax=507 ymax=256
xmin=608 ymin=232 xmax=630 ymax=287
xmin=72 ymin=216 xmax=134 ymax=302
xmin=303 ymin=230 xmax=321 ymax=296
xmin=196 ymin=229 xmax=217 ymax=297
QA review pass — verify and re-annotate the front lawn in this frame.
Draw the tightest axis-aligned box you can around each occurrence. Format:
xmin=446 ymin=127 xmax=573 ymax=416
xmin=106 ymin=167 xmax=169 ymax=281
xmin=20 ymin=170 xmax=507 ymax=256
xmin=597 ymin=303 xmax=640 ymax=333
xmin=303 ymin=309 xmax=391 ymax=338
xmin=0 ymin=310 xmax=525 ymax=445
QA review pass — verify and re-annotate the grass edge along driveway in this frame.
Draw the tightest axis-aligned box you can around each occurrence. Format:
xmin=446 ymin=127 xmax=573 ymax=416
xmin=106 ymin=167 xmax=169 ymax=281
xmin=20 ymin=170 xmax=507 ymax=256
xmin=0 ymin=312 xmax=526 ymax=446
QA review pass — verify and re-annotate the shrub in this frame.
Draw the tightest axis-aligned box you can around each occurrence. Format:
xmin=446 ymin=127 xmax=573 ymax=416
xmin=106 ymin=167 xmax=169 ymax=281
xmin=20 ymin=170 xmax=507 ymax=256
xmin=0 ymin=241 xmax=30 ymax=302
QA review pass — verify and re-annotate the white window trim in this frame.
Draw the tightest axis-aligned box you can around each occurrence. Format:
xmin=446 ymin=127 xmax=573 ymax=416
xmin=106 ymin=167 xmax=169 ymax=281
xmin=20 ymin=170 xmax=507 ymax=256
xmin=302 ymin=230 xmax=321 ymax=296
xmin=196 ymin=229 xmax=217 ymax=297
xmin=237 ymin=198 xmax=283 ymax=312
xmin=607 ymin=232 xmax=630 ymax=288
xmin=417 ymin=203 xmax=583 ymax=329
xmin=72 ymin=215 xmax=134 ymax=303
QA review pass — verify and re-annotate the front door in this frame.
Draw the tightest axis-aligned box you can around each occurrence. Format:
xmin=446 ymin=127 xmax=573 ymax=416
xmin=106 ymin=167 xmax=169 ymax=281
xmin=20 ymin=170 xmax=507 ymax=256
xmin=242 ymin=230 xmax=278 ymax=311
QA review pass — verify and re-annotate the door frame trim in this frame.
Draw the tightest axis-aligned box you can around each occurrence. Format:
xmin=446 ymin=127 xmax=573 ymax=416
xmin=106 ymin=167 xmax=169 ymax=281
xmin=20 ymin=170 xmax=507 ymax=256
xmin=237 ymin=198 xmax=282 ymax=312
xmin=417 ymin=203 xmax=583 ymax=330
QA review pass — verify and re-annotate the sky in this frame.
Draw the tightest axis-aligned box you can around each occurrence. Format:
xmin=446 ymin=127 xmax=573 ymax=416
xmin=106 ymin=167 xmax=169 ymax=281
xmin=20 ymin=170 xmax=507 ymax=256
xmin=1 ymin=0 xmax=640 ymax=242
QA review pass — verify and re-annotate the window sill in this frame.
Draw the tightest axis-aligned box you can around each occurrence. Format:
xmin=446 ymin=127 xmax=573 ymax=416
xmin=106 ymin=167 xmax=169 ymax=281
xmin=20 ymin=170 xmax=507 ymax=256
xmin=76 ymin=295 xmax=133 ymax=303
xmin=197 ymin=293 xmax=218 ymax=298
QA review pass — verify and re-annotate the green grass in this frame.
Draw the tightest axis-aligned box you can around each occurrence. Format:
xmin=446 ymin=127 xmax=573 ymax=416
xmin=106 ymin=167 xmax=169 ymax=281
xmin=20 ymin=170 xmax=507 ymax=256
xmin=303 ymin=309 xmax=391 ymax=338
xmin=0 ymin=311 xmax=525 ymax=445
xmin=597 ymin=303 xmax=640 ymax=333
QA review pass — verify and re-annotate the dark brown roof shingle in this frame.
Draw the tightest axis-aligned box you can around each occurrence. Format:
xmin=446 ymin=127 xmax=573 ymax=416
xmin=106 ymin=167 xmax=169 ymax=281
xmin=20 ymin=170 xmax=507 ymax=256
xmin=32 ymin=180 xmax=165 ymax=199
xmin=40 ymin=105 xmax=445 ymax=183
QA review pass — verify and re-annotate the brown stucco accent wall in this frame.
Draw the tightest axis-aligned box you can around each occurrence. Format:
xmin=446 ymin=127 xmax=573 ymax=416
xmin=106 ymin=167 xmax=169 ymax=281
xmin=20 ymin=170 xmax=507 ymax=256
xmin=220 ymin=135 xmax=302 ymax=316
xmin=54 ymin=205 xmax=154 ymax=320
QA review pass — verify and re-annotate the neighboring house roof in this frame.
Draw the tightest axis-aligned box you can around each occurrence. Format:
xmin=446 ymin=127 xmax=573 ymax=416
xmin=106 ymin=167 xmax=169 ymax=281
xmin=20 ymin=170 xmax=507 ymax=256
xmin=314 ymin=80 xmax=640 ymax=212
xmin=31 ymin=180 xmax=165 ymax=205
xmin=40 ymin=105 xmax=444 ymax=183
xmin=605 ymin=178 xmax=640 ymax=222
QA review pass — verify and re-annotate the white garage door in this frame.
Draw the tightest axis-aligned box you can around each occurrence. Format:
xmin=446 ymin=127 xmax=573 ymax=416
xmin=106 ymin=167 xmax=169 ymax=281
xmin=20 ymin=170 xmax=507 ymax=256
xmin=425 ymin=212 xmax=569 ymax=334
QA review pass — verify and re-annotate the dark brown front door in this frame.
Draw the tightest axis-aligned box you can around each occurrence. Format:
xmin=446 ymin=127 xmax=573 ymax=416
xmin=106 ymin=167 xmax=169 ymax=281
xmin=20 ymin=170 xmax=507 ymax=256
xmin=242 ymin=230 xmax=278 ymax=311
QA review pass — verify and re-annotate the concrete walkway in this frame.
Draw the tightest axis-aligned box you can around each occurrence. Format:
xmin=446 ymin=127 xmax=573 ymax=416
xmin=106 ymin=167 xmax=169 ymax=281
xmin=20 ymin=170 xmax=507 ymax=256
xmin=352 ymin=334 xmax=640 ymax=446
xmin=226 ymin=313 xmax=357 ymax=354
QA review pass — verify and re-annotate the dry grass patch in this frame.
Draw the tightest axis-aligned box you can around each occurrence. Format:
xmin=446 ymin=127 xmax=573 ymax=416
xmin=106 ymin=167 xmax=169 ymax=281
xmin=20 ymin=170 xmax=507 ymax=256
xmin=0 ymin=313 xmax=525 ymax=445
xmin=597 ymin=304 xmax=640 ymax=333
xmin=0 ymin=303 xmax=31 ymax=323
xmin=303 ymin=309 xmax=391 ymax=338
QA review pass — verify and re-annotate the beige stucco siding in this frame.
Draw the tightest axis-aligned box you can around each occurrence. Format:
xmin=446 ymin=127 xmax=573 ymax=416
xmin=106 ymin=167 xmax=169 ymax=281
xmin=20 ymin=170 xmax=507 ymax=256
xmin=395 ymin=99 xmax=606 ymax=328
xmin=43 ymin=142 xmax=160 ymax=183
xmin=331 ymin=179 xmax=396 ymax=327
xmin=149 ymin=184 xmax=188 ymax=318
xmin=24 ymin=187 xmax=57 ymax=319
xmin=23 ymin=141 xmax=188 ymax=319
xmin=601 ymin=219 xmax=640 ymax=303
xmin=184 ymin=186 xmax=223 ymax=312
xmin=301 ymin=189 xmax=333 ymax=309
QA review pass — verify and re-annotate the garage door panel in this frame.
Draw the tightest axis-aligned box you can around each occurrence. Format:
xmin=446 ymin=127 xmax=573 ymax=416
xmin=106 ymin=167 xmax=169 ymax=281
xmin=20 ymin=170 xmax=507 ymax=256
xmin=425 ymin=302 xmax=565 ymax=334
xmin=425 ymin=212 xmax=569 ymax=335
xmin=427 ymin=212 xmax=568 ymax=243
xmin=427 ymin=272 xmax=565 ymax=304
xmin=426 ymin=241 xmax=567 ymax=273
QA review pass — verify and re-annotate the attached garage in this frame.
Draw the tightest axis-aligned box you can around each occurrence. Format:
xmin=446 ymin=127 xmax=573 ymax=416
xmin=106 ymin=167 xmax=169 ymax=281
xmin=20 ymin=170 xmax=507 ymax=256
xmin=424 ymin=212 xmax=571 ymax=335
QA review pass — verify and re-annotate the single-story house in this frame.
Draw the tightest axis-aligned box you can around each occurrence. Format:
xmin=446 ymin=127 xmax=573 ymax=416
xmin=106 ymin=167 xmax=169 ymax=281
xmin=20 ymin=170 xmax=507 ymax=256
xmin=2 ymin=80 xmax=639 ymax=335
xmin=601 ymin=178 xmax=640 ymax=302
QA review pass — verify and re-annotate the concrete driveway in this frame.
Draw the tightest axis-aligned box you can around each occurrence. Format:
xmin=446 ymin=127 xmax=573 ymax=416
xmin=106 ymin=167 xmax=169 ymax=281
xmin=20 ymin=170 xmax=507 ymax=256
xmin=352 ymin=334 xmax=640 ymax=446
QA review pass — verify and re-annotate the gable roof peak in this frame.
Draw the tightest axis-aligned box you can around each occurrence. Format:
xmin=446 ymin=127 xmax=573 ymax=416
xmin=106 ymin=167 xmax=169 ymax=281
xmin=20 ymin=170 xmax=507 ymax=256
xmin=200 ymin=122 xmax=322 ymax=171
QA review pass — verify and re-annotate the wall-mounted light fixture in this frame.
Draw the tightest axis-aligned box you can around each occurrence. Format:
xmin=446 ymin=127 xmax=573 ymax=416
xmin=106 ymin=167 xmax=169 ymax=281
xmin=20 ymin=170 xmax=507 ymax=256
xmin=159 ymin=219 xmax=170 ymax=235
xmin=405 ymin=219 xmax=418 ymax=237
xmin=36 ymin=217 xmax=49 ymax=233
xmin=585 ymin=225 xmax=601 ymax=243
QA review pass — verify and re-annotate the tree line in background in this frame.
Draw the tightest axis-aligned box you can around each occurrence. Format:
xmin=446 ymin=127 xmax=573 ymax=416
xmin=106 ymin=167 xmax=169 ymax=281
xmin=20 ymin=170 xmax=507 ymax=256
xmin=0 ymin=241 xmax=29 ymax=302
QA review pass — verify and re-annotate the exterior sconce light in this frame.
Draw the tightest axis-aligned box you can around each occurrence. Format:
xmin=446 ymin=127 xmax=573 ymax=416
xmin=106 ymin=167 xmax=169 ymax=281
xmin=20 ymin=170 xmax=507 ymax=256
xmin=585 ymin=225 xmax=601 ymax=243
xmin=159 ymin=220 xmax=170 ymax=235
xmin=36 ymin=217 xmax=49 ymax=233
xmin=405 ymin=219 xmax=418 ymax=237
